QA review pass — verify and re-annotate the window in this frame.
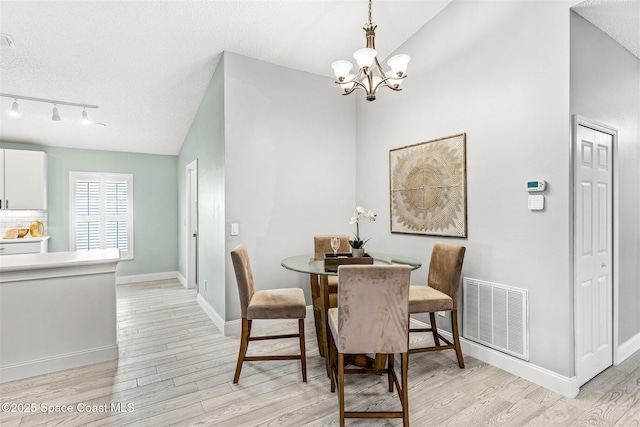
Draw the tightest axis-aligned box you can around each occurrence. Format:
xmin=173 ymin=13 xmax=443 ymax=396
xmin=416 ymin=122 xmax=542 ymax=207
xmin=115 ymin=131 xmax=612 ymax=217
xmin=69 ymin=172 xmax=134 ymax=260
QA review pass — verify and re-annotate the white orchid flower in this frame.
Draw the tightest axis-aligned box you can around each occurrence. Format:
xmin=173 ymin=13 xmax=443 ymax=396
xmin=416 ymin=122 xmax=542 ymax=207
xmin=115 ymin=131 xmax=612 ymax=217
xmin=364 ymin=210 xmax=376 ymax=221
xmin=349 ymin=206 xmax=376 ymax=249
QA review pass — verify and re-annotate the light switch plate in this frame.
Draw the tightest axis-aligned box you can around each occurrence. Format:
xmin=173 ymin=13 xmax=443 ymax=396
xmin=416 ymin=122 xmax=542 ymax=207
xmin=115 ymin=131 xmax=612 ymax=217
xmin=230 ymin=223 xmax=239 ymax=236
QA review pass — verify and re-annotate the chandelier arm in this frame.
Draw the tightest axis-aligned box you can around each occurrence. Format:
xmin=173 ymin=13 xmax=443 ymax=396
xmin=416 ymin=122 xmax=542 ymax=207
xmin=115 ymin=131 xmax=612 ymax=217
xmin=335 ymin=67 xmax=369 ymax=95
xmin=373 ymin=57 xmax=385 ymax=79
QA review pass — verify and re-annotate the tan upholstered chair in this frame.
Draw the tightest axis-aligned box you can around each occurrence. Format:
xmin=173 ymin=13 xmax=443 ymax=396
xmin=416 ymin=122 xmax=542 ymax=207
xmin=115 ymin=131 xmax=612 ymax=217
xmin=409 ymin=242 xmax=466 ymax=368
xmin=311 ymin=235 xmax=350 ymax=364
xmin=328 ymin=265 xmax=412 ymax=426
xmin=230 ymin=244 xmax=307 ymax=384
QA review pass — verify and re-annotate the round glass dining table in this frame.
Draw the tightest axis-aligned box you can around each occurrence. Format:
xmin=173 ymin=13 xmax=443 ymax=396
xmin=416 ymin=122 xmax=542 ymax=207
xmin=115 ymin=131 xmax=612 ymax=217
xmin=281 ymin=251 xmax=422 ymax=375
xmin=280 ymin=252 xmax=422 ymax=275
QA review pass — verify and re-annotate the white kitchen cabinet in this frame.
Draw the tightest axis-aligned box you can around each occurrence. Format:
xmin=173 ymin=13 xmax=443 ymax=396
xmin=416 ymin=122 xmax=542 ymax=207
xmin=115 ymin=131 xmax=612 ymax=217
xmin=0 ymin=149 xmax=47 ymax=210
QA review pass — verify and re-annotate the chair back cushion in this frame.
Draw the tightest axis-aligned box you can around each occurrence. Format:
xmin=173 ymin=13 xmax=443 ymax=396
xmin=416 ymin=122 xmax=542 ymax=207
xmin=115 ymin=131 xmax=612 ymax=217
xmin=314 ymin=235 xmax=351 ymax=260
xmin=336 ymin=265 xmax=411 ymax=354
xmin=428 ymin=242 xmax=466 ymax=305
xmin=231 ymin=244 xmax=255 ymax=318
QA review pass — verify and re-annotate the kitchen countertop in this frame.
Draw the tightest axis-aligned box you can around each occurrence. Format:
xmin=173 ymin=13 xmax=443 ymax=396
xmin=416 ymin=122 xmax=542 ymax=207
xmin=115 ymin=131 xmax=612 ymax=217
xmin=0 ymin=248 xmax=120 ymax=274
xmin=0 ymin=235 xmax=51 ymax=244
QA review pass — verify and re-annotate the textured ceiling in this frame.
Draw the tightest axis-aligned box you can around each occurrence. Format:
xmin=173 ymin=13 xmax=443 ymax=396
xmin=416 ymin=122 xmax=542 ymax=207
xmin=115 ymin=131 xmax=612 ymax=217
xmin=0 ymin=0 xmax=450 ymax=155
xmin=572 ymin=0 xmax=640 ymax=59
xmin=0 ymin=1 xmax=637 ymax=156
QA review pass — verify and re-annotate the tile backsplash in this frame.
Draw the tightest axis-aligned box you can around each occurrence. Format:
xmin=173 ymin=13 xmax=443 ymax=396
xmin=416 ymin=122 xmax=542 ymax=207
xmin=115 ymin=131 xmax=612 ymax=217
xmin=0 ymin=210 xmax=48 ymax=236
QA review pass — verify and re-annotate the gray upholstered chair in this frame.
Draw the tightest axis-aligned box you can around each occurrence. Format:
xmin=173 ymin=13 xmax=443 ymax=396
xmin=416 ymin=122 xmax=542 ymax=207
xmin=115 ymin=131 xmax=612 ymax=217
xmin=328 ymin=265 xmax=412 ymax=426
xmin=311 ymin=235 xmax=349 ymax=366
xmin=230 ymin=244 xmax=307 ymax=384
xmin=408 ymin=242 xmax=466 ymax=368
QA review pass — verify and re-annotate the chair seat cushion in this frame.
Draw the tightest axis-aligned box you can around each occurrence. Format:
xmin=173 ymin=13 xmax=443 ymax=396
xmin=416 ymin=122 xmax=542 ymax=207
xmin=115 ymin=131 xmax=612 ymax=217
xmin=247 ymin=288 xmax=306 ymax=320
xmin=313 ymin=293 xmax=338 ymax=310
xmin=409 ymin=285 xmax=453 ymax=314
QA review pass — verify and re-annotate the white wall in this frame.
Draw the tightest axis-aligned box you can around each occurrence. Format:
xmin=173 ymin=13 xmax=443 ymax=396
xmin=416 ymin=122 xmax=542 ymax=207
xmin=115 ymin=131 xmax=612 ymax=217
xmin=570 ymin=13 xmax=640 ymax=346
xmin=223 ymin=53 xmax=357 ymax=320
xmin=356 ymin=0 xmax=575 ymax=376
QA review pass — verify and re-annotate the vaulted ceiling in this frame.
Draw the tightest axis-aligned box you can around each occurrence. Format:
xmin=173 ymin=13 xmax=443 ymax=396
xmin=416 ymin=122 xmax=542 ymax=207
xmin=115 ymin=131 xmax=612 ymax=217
xmin=0 ymin=1 xmax=637 ymax=156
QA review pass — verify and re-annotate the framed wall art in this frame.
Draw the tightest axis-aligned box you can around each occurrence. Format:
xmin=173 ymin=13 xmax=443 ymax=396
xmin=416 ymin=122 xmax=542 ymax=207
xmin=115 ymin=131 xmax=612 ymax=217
xmin=389 ymin=133 xmax=467 ymax=237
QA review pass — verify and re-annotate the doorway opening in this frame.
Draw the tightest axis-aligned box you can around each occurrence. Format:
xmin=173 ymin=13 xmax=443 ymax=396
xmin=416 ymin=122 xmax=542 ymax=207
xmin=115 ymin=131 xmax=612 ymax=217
xmin=186 ymin=160 xmax=198 ymax=290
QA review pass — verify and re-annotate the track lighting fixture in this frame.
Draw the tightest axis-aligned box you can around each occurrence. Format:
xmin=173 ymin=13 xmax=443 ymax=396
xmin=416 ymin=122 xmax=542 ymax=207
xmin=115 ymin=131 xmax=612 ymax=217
xmin=0 ymin=93 xmax=98 ymax=124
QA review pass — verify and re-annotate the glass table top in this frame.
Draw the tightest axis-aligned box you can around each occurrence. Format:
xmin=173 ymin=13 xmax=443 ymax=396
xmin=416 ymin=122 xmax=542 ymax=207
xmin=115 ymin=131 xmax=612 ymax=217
xmin=281 ymin=252 xmax=422 ymax=276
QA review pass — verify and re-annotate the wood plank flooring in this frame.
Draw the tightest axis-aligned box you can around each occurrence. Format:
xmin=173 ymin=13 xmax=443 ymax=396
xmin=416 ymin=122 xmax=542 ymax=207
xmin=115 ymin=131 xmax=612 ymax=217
xmin=1 ymin=279 xmax=640 ymax=426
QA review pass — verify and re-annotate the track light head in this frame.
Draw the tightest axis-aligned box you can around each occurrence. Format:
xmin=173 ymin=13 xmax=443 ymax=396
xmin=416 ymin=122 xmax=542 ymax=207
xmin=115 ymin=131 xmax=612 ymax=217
xmin=8 ymin=99 xmax=19 ymax=117
xmin=52 ymin=105 xmax=61 ymax=121
xmin=81 ymin=108 xmax=90 ymax=125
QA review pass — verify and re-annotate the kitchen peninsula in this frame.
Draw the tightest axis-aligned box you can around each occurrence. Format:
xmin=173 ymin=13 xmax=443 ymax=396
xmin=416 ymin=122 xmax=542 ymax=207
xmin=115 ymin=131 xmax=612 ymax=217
xmin=0 ymin=249 xmax=120 ymax=383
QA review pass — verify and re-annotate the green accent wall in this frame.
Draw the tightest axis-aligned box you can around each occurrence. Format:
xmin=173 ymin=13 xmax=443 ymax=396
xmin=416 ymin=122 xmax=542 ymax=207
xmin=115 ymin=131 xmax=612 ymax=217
xmin=177 ymin=55 xmax=226 ymax=318
xmin=0 ymin=142 xmax=178 ymax=277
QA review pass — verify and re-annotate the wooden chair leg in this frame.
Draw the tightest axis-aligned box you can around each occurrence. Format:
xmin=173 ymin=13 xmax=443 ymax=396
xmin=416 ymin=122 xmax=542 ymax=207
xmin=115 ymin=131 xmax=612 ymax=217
xmin=429 ymin=312 xmax=441 ymax=346
xmin=233 ymin=318 xmax=250 ymax=384
xmin=451 ymin=310 xmax=464 ymax=368
xmin=401 ymin=352 xmax=409 ymax=426
xmin=298 ymin=319 xmax=307 ymax=382
xmin=338 ymin=352 xmax=345 ymax=427
xmin=388 ymin=353 xmax=395 ymax=392
xmin=328 ymin=328 xmax=336 ymax=393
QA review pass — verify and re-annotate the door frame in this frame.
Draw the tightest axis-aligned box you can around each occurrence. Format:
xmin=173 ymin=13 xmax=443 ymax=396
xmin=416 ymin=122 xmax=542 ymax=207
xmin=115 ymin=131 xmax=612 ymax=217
xmin=186 ymin=159 xmax=198 ymax=290
xmin=571 ymin=115 xmax=620 ymax=384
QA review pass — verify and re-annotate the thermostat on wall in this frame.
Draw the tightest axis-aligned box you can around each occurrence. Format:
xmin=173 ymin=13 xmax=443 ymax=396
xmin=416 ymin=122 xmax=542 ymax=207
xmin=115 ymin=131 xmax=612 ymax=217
xmin=524 ymin=180 xmax=546 ymax=192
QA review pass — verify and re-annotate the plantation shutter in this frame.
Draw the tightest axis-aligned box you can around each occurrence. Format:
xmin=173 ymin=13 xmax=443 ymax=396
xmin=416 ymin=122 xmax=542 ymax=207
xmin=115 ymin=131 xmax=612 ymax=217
xmin=70 ymin=172 xmax=134 ymax=260
xmin=105 ymin=180 xmax=129 ymax=252
xmin=74 ymin=179 xmax=101 ymax=251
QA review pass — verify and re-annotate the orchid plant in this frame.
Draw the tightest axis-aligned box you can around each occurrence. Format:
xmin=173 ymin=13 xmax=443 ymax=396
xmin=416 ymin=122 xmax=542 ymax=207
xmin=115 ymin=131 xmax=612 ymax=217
xmin=349 ymin=206 xmax=377 ymax=249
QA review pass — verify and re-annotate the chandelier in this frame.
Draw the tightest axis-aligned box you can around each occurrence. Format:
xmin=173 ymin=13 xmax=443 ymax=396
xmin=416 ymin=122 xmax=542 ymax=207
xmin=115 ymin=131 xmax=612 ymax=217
xmin=331 ymin=0 xmax=410 ymax=101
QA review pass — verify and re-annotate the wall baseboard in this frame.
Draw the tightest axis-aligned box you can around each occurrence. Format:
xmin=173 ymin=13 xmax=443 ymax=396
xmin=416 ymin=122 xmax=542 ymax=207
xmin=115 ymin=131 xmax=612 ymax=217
xmin=0 ymin=344 xmax=118 ymax=384
xmin=196 ymin=293 xmax=226 ymax=335
xmin=177 ymin=272 xmax=187 ymax=288
xmin=617 ymin=332 xmax=640 ymax=364
xmin=410 ymin=317 xmax=579 ymax=398
xmin=116 ymin=271 xmax=179 ymax=285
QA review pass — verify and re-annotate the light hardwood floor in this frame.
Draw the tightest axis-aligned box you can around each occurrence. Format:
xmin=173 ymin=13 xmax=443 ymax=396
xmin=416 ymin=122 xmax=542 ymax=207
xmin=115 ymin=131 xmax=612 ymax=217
xmin=1 ymin=279 xmax=640 ymax=426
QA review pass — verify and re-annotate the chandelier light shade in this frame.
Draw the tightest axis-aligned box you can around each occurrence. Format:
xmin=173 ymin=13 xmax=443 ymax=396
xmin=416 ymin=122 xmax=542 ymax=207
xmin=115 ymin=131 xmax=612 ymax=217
xmin=331 ymin=0 xmax=410 ymax=101
xmin=0 ymin=93 xmax=98 ymax=124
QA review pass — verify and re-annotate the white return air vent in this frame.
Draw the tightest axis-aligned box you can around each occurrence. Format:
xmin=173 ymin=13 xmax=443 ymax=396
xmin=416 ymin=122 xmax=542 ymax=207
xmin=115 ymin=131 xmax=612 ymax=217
xmin=463 ymin=277 xmax=529 ymax=360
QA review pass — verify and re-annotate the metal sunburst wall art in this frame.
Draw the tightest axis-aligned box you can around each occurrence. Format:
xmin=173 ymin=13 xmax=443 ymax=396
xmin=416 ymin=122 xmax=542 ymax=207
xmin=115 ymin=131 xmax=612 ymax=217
xmin=389 ymin=133 xmax=467 ymax=237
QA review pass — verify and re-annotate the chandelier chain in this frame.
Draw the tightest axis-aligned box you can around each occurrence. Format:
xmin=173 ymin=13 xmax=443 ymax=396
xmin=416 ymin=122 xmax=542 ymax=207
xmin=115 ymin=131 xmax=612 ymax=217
xmin=368 ymin=0 xmax=372 ymax=25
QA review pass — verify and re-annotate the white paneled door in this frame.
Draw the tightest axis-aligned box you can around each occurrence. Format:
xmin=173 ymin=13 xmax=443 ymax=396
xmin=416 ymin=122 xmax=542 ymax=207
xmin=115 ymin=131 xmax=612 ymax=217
xmin=574 ymin=119 xmax=614 ymax=387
